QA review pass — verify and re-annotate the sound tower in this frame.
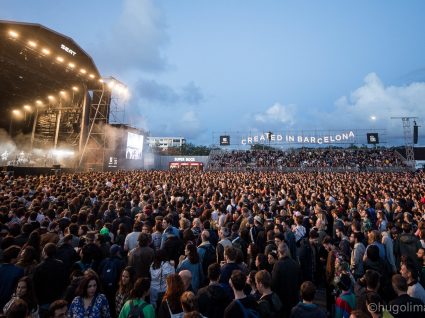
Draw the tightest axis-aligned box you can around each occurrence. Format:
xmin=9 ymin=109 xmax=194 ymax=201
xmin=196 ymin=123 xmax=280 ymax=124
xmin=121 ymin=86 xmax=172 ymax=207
xmin=414 ymin=124 xmax=418 ymax=144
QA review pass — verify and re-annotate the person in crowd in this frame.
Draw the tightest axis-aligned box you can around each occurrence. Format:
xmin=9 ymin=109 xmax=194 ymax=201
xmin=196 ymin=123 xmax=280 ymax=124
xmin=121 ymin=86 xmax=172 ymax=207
xmin=180 ymin=291 xmax=202 ymax=317
xmin=33 ymin=243 xmax=67 ymax=316
xmin=118 ymin=277 xmax=154 ymax=318
xmin=177 ymin=243 xmax=203 ymax=293
xmin=272 ymin=242 xmax=301 ymax=318
xmin=115 ymin=267 xmax=135 ymax=318
xmin=255 ymin=270 xmax=282 ymax=318
xmin=4 ymin=299 xmax=28 ymax=318
xmin=335 ymin=273 xmax=356 ymax=318
xmin=128 ymin=233 xmax=154 ymax=279
xmin=0 ymin=245 xmax=24 ymax=309
xmin=2 ymin=276 xmax=39 ymax=318
xmin=400 ymin=261 xmax=425 ymax=303
xmin=47 ymin=300 xmax=68 ymax=318
xmin=197 ymin=263 xmax=231 ymax=318
xmin=289 ymin=281 xmax=327 ymax=318
xmin=219 ymin=246 xmax=242 ymax=298
xmin=69 ymin=274 xmax=111 ymax=318
xmin=157 ymin=274 xmax=185 ymax=318
xmin=224 ymin=270 xmax=259 ymax=318
xmin=389 ymin=274 xmax=424 ymax=318
xmin=123 ymin=222 xmax=142 ymax=252
xmin=150 ymin=249 xmax=176 ymax=309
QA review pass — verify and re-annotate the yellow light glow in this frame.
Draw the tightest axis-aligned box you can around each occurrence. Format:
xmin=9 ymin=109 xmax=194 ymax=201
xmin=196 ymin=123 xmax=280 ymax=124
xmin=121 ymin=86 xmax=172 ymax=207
xmin=36 ymin=100 xmax=43 ymax=106
xmin=72 ymin=86 xmax=79 ymax=92
xmin=47 ymin=95 xmax=54 ymax=101
xmin=56 ymin=56 xmax=64 ymax=63
xmin=80 ymin=68 xmax=87 ymax=74
xmin=28 ymin=40 xmax=37 ymax=48
xmin=23 ymin=105 xmax=32 ymax=111
xmin=41 ymin=48 xmax=50 ymax=55
xmin=59 ymin=90 xmax=66 ymax=96
xmin=12 ymin=109 xmax=21 ymax=116
xmin=99 ymin=79 xmax=104 ymax=83
xmin=89 ymin=74 xmax=95 ymax=79
xmin=9 ymin=30 xmax=19 ymax=38
xmin=108 ymin=81 xmax=115 ymax=89
xmin=68 ymin=62 xmax=75 ymax=68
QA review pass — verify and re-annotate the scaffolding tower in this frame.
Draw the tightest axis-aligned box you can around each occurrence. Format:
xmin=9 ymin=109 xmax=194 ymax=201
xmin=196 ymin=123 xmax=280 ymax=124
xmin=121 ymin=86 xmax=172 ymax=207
xmin=391 ymin=117 xmax=417 ymax=170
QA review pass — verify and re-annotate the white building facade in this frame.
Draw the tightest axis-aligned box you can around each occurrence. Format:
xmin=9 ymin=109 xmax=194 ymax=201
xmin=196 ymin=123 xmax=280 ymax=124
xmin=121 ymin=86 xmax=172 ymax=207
xmin=147 ymin=136 xmax=186 ymax=150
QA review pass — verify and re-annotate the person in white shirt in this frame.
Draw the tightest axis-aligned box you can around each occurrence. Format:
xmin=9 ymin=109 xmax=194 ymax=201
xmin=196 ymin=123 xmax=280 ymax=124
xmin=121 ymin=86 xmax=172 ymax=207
xmin=400 ymin=262 xmax=425 ymax=304
xmin=124 ymin=222 xmax=142 ymax=252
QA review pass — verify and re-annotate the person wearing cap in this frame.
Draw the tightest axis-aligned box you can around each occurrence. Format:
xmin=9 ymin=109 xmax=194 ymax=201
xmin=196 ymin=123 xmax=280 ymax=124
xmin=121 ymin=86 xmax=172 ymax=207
xmin=250 ymin=215 xmax=265 ymax=252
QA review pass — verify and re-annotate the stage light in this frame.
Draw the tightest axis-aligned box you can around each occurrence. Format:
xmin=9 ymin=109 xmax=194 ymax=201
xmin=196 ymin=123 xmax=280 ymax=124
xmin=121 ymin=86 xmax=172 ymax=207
xmin=108 ymin=81 xmax=115 ymax=89
xmin=23 ymin=105 xmax=32 ymax=111
xmin=59 ymin=90 xmax=66 ymax=96
xmin=370 ymin=115 xmax=377 ymax=121
xmin=36 ymin=100 xmax=43 ymax=106
xmin=41 ymin=48 xmax=50 ymax=55
xmin=68 ymin=62 xmax=75 ymax=69
xmin=98 ymin=79 xmax=104 ymax=83
xmin=12 ymin=109 xmax=21 ymax=115
xmin=51 ymin=149 xmax=74 ymax=158
xmin=89 ymin=74 xmax=95 ymax=79
xmin=28 ymin=40 xmax=37 ymax=48
xmin=56 ymin=56 xmax=64 ymax=63
xmin=47 ymin=95 xmax=55 ymax=101
xmin=80 ymin=68 xmax=86 ymax=74
xmin=8 ymin=30 xmax=19 ymax=38
xmin=72 ymin=86 xmax=79 ymax=92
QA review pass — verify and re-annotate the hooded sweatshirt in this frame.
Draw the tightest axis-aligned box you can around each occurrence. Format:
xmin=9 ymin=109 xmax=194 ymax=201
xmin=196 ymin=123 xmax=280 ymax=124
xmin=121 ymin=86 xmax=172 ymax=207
xmin=289 ymin=302 xmax=327 ymax=318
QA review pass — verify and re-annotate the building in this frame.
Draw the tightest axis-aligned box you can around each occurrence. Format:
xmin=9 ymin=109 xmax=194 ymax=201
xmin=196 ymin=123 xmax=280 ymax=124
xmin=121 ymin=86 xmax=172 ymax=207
xmin=146 ymin=137 xmax=186 ymax=150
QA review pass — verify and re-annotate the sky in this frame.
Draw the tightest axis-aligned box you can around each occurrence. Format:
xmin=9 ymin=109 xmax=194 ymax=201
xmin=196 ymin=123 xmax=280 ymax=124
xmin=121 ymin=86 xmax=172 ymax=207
xmin=1 ymin=0 xmax=425 ymax=146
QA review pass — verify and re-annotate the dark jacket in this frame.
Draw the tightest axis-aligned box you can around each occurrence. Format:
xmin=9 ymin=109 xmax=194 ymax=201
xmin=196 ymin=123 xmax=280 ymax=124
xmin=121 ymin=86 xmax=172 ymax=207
xmin=257 ymin=292 xmax=282 ymax=318
xmin=394 ymin=233 xmax=422 ymax=268
xmin=289 ymin=302 xmax=327 ymax=318
xmin=33 ymin=257 xmax=68 ymax=305
xmin=56 ymin=243 xmax=79 ymax=274
xmin=0 ymin=263 xmax=24 ymax=309
xmin=272 ymin=256 xmax=302 ymax=318
xmin=198 ymin=283 xmax=231 ymax=318
xmin=389 ymin=294 xmax=424 ymax=318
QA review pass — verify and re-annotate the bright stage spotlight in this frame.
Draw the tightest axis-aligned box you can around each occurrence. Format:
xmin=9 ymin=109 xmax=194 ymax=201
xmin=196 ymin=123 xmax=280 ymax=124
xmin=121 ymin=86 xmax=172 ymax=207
xmin=41 ymin=48 xmax=50 ymax=55
xmin=28 ymin=40 xmax=37 ymax=48
xmin=72 ymin=86 xmax=79 ymax=92
xmin=80 ymin=68 xmax=86 ymax=74
xmin=23 ymin=105 xmax=33 ymax=112
xmin=8 ymin=30 xmax=19 ymax=38
xmin=36 ymin=100 xmax=43 ymax=106
xmin=56 ymin=56 xmax=64 ymax=63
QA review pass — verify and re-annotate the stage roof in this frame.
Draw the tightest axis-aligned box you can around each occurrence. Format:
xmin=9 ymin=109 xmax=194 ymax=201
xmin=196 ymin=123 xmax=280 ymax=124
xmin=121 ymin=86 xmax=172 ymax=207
xmin=0 ymin=20 xmax=103 ymax=129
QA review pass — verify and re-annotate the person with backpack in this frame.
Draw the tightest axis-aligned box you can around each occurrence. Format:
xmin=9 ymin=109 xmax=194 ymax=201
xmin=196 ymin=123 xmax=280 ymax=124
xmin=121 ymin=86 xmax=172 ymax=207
xmin=224 ymin=270 xmax=259 ymax=318
xmin=197 ymin=231 xmax=216 ymax=278
xmin=197 ymin=263 xmax=231 ymax=318
xmin=255 ymin=270 xmax=282 ymax=318
xmin=99 ymin=245 xmax=126 ymax=317
xmin=118 ymin=277 xmax=154 ymax=318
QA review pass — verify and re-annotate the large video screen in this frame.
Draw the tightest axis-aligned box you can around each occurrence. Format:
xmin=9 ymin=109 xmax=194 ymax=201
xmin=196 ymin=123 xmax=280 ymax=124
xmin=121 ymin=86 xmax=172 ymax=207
xmin=126 ymin=132 xmax=144 ymax=160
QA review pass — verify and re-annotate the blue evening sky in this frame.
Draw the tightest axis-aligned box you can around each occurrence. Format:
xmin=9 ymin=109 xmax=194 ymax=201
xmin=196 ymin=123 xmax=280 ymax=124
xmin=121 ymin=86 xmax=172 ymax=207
xmin=1 ymin=0 xmax=425 ymax=145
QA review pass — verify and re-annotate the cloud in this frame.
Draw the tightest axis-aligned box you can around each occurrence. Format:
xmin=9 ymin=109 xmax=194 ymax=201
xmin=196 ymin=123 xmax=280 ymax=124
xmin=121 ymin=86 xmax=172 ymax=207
xmin=135 ymin=78 xmax=204 ymax=105
xmin=95 ymin=0 xmax=169 ymax=73
xmin=254 ymin=102 xmax=296 ymax=125
xmin=330 ymin=72 xmax=425 ymax=126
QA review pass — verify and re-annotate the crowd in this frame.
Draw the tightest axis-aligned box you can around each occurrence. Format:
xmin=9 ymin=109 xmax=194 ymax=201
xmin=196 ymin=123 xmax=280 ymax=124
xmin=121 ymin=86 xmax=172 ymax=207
xmin=0 ymin=168 xmax=425 ymax=318
xmin=208 ymin=148 xmax=406 ymax=170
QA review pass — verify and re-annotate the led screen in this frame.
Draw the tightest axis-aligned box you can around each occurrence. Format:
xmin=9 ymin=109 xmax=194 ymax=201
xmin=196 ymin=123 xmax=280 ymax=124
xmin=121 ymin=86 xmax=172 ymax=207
xmin=126 ymin=132 xmax=144 ymax=160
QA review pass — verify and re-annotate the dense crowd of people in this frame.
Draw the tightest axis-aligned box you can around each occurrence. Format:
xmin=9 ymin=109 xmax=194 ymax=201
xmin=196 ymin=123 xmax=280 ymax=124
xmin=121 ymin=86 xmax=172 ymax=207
xmin=208 ymin=148 xmax=406 ymax=171
xmin=0 ymin=168 xmax=425 ymax=318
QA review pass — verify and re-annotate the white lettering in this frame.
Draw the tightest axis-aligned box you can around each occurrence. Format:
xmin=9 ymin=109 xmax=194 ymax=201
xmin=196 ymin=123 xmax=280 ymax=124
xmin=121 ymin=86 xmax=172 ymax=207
xmin=248 ymin=137 xmax=253 ymax=144
xmin=288 ymin=136 xmax=294 ymax=142
xmin=260 ymin=135 xmax=265 ymax=142
xmin=310 ymin=137 xmax=316 ymax=143
xmin=304 ymin=137 xmax=310 ymax=143
xmin=297 ymin=136 xmax=303 ymax=142
xmin=324 ymin=137 xmax=329 ymax=143
xmin=317 ymin=138 xmax=323 ymax=144
xmin=277 ymin=134 xmax=283 ymax=141
xmin=349 ymin=131 xmax=355 ymax=138
xmin=61 ymin=44 xmax=77 ymax=56
xmin=270 ymin=134 xmax=276 ymax=141
xmin=241 ymin=139 xmax=246 ymax=145
xmin=335 ymin=135 xmax=341 ymax=141
xmin=342 ymin=133 xmax=349 ymax=140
